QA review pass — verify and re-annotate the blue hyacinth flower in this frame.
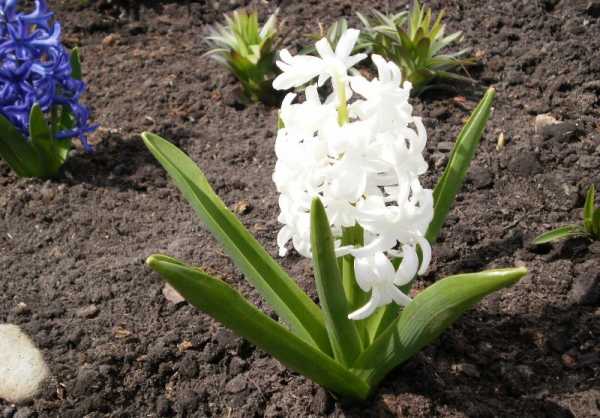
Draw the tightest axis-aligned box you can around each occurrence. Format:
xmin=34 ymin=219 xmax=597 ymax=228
xmin=0 ymin=0 xmax=97 ymax=177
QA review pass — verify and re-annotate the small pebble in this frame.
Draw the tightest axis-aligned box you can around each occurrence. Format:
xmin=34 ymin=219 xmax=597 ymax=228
xmin=568 ymin=270 xmax=600 ymax=305
xmin=561 ymin=353 xmax=576 ymax=368
xmin=233 ymin=200 xmax=252 ymax=215
xmin=452 ymin=362 xmax=480 ymax=378
xmin=102 ymin=33 xmax=118 ymax=47
xmin=224 ymin=374 xmax=247 ymax=394
xmin=534 ymin=113 xmax=558 ymax=133
xmin=162 ymin=283 xmax=185 ymax=305
xmin=76 ymin=304 xmax=99 ymax=319
xmin=15 ymin=302 xmax=30 ymax=315
xmin=437 ymin=141 xmax=455 ymax=152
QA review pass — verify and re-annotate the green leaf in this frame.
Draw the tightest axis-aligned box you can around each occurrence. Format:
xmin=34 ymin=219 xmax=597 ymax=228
xmin=29 ymin=104 xmax=70 ymax=177
xmin=583 ymin=185 xmax=596 ymax=234
xmin=426 ymin=87 xmax=495 ymax=244
xmin=0 ymin=114 xmax=37 ymax=177
xmin=592 ymin=208 xmax=600 ymax=238
xmin=142 ymin=132 xmax=331 ymax=354
xmin=533 ymin=225 xmax=587 ymax=245
xmin=310 ymin=198 xmax=363 ymax=366
xmin=70 ymin=47 xmax=82 ymax=80
xmin=340 ymin=225 xmax=367 ymax=313
xmin=352 ymin=267 xmax=527 ymax=388
xmin=364 ymin=303 xmax=399 ymax=344
xmin=147 ymin=254 xmax=370 ymax=400
xmin=204 ymin=10 xmax=278 ymax=103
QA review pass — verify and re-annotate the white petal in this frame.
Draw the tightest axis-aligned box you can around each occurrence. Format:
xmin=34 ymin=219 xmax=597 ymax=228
xmin=373 ymin=252 xmax=395 ymax=282
xmin=305 ymin=85 xmax=320 ymax=103
xmin=317 ymin=72 xmax=330 ymax=87
xmin=417 ymin=236 xmax=432 ymax=275
xmin=348 ymin=289 xmax=382 ymax=320
xmin=349 ymin=235 xmax=388 ymax=258
xmin=335 ymin=28 xmax=360 ymax=59
xmin=281 ymin=92 xmax=296 ymax=109
xmin=371 ymin=54 xmax=387 ymax=80
xmin=277 ymin=226 xmax=292 ymax=257
xmin=389 ymin=61 xmax=402 ymax=84
xmin=315 ymin=37 xmax=336 ymax=60
xmin=394 ymin=244 xmax=419 ymax=286
xmin=273 ymin=55 xmax=324 ymax=90
xmin=349 ymin=75 xmax=372 ymax=99
xmin=344 ymin=53 xmax=367 ymax=70
xmin=354 ymin=256 xmax=374 ymax=292
xmin=390 ymin=285 xmax=412 ymax=306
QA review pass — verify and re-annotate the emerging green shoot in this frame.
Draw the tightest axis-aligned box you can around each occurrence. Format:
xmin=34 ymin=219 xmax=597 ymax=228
xmin=534 ymin=185 xmax=600 ymax=244
xmin=357 ymin=1 xmax=475 ymax=93
xmin=204 ymin=9 xmax=281 ymax=104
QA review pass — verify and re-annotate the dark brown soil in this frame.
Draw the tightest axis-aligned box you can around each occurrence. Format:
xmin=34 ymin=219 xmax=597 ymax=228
xmin=1 ymin=0 xmax=600 ymax=417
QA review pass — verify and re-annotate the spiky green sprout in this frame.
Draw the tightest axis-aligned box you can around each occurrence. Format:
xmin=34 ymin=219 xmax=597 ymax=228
xmin=204 ymin=9 xmax=280 ymax=104
xmin=356 ymin=1 xmax=475 ymax=93
xmin=534 ymin=185 xmax=600 ymax=245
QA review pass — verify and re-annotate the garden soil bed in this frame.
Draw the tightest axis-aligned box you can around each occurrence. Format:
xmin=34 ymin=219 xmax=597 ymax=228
xmin=1 ymin=0 xmax=600 ymax=417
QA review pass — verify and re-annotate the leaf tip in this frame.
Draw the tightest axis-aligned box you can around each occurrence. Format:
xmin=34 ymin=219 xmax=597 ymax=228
xmin=499 ymin=266 xmax=527 ymax=286
xmin=141 ymin=131 xmax=154 ymax=143
xmin=146 ymin=254 xmax=161 ymax=270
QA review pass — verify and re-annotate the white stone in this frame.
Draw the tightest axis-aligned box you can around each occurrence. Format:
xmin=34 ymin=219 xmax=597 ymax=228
xmin=0 ymin=324 xmax=49 ymax=403
xmin=162 ymin=283 xmax=185 ymax=305
xmin=534 ymin=113 xmax=559 ymax=133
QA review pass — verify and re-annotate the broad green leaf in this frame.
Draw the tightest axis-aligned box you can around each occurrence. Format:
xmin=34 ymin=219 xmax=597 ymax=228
xmin=426 ymin=87 xmax=495 ymax=244
xmin=583 ymin=185 xmax=596 ymax=234
xmin=142 ymin=133 xmax=331 ymax=354
xmin=533 ymin=225 xmax=586 ymax=245
xmin=29 ymin=104 xmax=69 ymax=177
xmin=352 ymin=267 xmax=527 ymax=388
xmin=365 ymin=303 xmax=399 ymax=344
xmin=0 ymin=114 xmax=37 ymax=177
xmin=311 ymin=198 xmax=363 ymax=365
xmin=147 ymin=255 xmax=370 ymax=400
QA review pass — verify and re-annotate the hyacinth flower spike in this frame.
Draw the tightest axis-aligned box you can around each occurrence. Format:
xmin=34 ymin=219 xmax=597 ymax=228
xmin=142 ymin=28 xmax=526 ymax=400
xmin=0 ymin=0 xmax=96 ymax=177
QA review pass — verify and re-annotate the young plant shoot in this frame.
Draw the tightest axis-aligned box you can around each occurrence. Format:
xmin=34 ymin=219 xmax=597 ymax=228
xmin=204 ymin=9 xmax=280 ymax=104
xmin=534 ymin=184 xmax=600 ymax=244
xmin=143 ymin=28 xmax=526 ymax=400
xmin=357 ymin=0 xmax=474 ymax=93
xmin=0 ymin=0 xmax=97 ymax=178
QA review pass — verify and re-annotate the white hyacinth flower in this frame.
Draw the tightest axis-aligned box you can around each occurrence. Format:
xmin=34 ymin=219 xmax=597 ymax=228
xmin=349 ymin=252 xmax=413 ymax=320
xmin=272 ymin=29 xmax=366 ymax=91
xmin=272 ymin=28 xmax=434 ymax=320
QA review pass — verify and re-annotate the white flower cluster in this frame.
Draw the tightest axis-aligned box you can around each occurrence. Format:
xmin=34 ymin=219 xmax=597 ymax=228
xmin=272 ymin=29 xmax=434 ymax=320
